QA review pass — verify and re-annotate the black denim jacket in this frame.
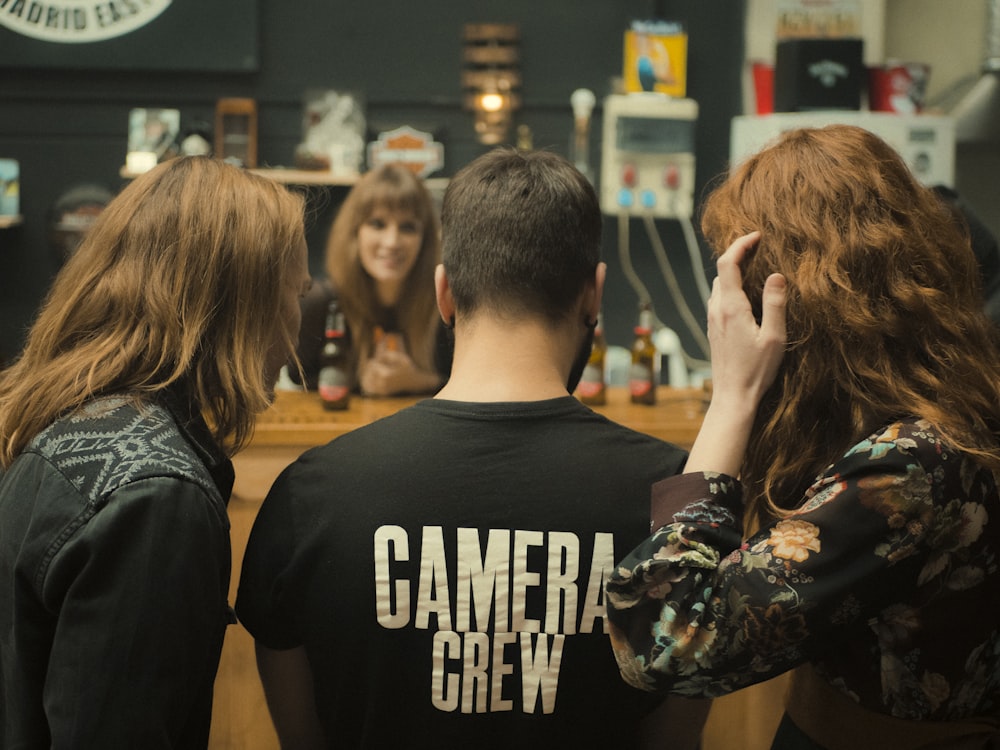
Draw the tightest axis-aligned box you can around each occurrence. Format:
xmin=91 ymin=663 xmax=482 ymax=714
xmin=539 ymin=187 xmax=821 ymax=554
xmin=0 ymin=392 xmax=234 ymax=749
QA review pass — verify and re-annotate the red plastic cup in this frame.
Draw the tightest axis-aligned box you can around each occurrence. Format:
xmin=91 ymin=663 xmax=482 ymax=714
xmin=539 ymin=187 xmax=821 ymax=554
xmin=752 ymin=61 xmax=775 ymax=114
xmin=868 ymin=63 xmax=930 ymax=114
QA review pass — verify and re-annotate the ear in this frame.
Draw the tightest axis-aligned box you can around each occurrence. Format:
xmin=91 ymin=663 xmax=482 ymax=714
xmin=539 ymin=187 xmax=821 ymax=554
xmin=583 ymin=262 xmax=607 ymax=322
xmin=435 ymin=264 xmax=456 ymax=325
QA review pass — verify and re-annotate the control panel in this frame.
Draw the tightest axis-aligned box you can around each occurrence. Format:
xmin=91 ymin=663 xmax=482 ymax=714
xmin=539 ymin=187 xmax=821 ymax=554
xmin=600 ymin=93 xmax=699 ymax=218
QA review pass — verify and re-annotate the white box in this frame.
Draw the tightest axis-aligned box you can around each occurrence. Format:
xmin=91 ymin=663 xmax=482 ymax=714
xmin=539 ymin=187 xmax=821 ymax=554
xmin=601 ymin=93 xmax=699 ymax=218
xmin=730 ymin=112 xmax=955 ymax=187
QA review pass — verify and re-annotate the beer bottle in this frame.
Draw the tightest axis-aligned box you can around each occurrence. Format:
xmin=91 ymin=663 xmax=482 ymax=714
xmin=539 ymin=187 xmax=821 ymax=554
xmin=576 ymin=313 xmax=607 ymax=406
xmin=318 ymin=301 xmax=351 ymax=411
xmin=629 ymin=302 xmax=658 ymax=405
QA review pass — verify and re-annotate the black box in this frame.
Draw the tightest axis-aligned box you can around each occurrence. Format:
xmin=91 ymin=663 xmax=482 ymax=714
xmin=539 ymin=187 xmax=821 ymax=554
xmin=774 ymin=38 xmax=864 ymax=112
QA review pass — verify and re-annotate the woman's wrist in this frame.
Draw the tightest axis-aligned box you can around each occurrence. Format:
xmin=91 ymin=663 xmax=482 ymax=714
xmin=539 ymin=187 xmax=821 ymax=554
xmin=684 ymin=398 xmax=756 ymax=476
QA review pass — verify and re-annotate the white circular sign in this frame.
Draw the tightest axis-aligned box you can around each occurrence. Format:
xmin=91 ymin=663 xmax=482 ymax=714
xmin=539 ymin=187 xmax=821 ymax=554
xmin=0 ymin=0 xmax=172 ymax=44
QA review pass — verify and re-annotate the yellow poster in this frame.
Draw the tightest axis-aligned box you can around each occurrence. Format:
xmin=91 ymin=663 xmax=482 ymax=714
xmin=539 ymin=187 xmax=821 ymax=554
xmin=622 ymin=21 xmax=687 ymax=97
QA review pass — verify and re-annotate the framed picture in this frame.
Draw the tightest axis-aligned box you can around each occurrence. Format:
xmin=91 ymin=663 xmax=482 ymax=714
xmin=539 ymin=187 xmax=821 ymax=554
xmin=127 ymin=108 xmax=181 ymax=169
xmin=0 ymin=159 xmax=19 ymax=218
xmin=214 ymin=98 xmax=258 ymax=168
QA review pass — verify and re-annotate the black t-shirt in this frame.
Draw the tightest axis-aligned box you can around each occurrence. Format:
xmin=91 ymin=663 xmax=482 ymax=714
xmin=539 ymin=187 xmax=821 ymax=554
xmin=237 ymin=397 xmax=687 ymax=748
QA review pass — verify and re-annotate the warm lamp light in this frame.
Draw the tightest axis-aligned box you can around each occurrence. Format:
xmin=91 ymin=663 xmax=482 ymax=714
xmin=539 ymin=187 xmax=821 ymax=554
xmin=479 ymin=92 xmax=506 ymax=113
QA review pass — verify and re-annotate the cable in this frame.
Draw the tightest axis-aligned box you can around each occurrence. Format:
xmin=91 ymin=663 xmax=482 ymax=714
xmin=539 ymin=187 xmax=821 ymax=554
xmin=617 ymin=212 xmax=653 ymax=305
xmin=616 ymin=212 xmax=711 ymax=381
xmin=643 ymin=213 xmax=710 ymax=359
xmin=679 ymin=211 xmax=711 ymax=306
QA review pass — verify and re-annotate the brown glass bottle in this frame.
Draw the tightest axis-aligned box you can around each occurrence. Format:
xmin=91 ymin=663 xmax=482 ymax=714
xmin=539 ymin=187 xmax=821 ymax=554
xmin=318 ymin=301 xmax=351 ymax=411
xmin=576 ymin=313 xmax=607 ymax=406
xmin=629 ymin=303 xmax=658 ymax=405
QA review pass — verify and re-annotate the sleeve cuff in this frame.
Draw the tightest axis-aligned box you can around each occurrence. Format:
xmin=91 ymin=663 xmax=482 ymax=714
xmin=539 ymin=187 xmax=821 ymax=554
xmin=650 ymin=471 xmax=742 ymax=530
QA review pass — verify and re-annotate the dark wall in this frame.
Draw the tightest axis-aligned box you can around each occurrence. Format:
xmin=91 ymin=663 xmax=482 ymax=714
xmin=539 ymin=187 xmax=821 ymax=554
xmin=0 ymin=0 xmax=746 ymax=365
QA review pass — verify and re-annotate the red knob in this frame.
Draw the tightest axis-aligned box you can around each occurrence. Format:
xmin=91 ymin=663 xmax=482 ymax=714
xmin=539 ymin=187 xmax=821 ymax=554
xmin=664 ymin=164 xmax=680 ymax=189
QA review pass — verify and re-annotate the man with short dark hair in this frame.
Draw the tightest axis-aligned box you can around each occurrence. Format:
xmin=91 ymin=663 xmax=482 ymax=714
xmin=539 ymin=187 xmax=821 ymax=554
xmin=236 ymin=148 xmax=708 ymax=749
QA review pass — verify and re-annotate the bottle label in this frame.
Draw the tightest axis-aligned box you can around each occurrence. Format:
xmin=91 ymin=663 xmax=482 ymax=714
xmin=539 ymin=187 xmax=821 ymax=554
xmin=576 ymin=374 xmax=605 ymax=399
xmin=318 ymin=367 xmax=350 ymax=403
xmin=319 ymin=383 xmax=350 ymax=402
xmin=629 ymin=362 xmax=654 ymax=396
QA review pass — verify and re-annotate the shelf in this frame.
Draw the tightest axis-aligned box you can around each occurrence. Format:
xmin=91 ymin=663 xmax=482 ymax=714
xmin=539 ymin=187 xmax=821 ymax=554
xmin=0 ymin=214 xmax=23 ymax=229
xmin=250 ymin=167 xmax=360 ymax=186
xmin=119 ymin=164 xmax=359 ymax=185
xmin=119 ymin=166 xmax=448 ymax=192
xmin=252 ymin=170 xmax=450 ymax=192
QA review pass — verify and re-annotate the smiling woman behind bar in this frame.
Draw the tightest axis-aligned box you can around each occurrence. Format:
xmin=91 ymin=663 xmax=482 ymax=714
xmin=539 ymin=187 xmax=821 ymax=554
xmin=295 ymin=163 xmax=448 ymax=396
xmin=0 ymin=156 xmax=310 ymax=749
xmin=606 ymin=124 xmax=1000 ymax=749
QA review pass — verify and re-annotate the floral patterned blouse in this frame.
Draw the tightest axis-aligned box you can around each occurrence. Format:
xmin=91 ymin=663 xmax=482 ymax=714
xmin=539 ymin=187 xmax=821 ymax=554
xmin=606 ymin=419 xmax=1000 ymax=721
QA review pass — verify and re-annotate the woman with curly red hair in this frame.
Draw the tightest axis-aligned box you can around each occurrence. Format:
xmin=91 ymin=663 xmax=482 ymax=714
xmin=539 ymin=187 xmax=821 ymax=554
xmin=607 ymin=125 xmax=1000 ymax=749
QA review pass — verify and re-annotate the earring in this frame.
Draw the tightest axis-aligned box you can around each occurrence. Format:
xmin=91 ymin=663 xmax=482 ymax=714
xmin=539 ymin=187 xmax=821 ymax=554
xmin=584 ymin=317 xmax=598 ymax=330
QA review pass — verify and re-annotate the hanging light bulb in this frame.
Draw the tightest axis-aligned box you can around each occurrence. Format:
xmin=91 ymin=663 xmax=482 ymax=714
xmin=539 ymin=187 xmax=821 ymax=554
xmin=479 ymin=92 xmax=506 ymax=112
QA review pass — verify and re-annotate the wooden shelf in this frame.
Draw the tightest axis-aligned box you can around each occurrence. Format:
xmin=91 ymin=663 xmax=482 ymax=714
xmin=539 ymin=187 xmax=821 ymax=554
xmin=250 ymin=167 xmax=359 ymax=185
xmin=0 ymin=214 xmax=23 ymax=229
xmin=252 ymin=169 xmax=449 ymax=193
xmin=120 ymin=164 xmax=359 ymax=186
xmin=119 ymin=166 xmax=448 ymax=192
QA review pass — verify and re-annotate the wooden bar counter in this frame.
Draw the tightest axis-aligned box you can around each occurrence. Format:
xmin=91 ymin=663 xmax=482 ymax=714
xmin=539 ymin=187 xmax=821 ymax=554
xmin=210 ymin=386 xmax=709 ymax=749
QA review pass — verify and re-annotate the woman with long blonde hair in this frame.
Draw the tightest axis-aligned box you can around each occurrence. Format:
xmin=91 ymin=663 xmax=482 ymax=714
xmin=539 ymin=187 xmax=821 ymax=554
xmin=606 ymin=125 xmax=1000 ymax=749
xmin=296 ymin=162 xmax=447 ymax=395
xmin=0 ymin=156 xmax=311 ymax=748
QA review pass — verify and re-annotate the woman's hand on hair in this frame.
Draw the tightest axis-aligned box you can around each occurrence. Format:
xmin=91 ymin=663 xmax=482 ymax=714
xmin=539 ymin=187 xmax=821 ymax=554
xmin=709 ymin=231 xmax=787 ymax=409
xmin=685 ymin=231 xmax=786 ymax=476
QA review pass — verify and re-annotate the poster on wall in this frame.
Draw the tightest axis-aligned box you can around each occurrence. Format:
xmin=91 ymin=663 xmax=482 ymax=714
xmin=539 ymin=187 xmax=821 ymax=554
xmin=0 ymin=0 xmax=258 ymax=71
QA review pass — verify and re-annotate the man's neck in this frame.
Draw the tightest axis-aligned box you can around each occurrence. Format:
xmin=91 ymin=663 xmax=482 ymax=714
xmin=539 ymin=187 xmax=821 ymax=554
xmin=435 ymin=317 xmax=579 ymax=403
